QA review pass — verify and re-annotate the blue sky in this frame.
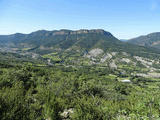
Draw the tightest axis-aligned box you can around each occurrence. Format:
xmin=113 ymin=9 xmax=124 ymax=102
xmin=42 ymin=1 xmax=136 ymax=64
xmin=0 ymin=0 xmax=160 ymax=39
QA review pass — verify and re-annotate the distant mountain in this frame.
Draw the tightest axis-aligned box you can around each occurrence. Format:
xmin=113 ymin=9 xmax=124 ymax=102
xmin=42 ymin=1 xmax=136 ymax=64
xmin=0 ymin=29 xmax=158 ymax=55
xmin=128 ymin=32 xmax=160 ymax=49
xmin=0 ymin=29 xmax=118 ymax=52
xmin=0 ymin=29 xmax=160 ymax=66
xmin=120 ymin=39 xmax=127 ymax=42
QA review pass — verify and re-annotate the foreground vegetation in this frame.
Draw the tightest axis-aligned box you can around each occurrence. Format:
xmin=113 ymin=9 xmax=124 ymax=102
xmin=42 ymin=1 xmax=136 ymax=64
xmin=1 ymin=61 xmax=160 ymax=120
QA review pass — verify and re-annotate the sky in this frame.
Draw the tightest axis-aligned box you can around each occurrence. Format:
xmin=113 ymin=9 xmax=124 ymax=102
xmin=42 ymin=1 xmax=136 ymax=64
xmin=0 ymin=0 xmax=160 ymax=39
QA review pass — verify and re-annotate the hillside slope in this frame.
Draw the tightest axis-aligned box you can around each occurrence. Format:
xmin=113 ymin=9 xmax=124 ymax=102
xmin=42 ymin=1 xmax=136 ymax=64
xmin=0 ymin=29 xmax=159 ymax=56
xmin=1 ymin=29 xmax=160 ymax=78
xmin=128 ymin=32 xmax=160 ymax=49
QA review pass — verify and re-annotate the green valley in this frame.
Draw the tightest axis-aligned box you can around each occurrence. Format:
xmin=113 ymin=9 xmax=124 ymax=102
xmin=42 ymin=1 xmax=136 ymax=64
xmin=1 ymin=29 xmax=160 ymax=119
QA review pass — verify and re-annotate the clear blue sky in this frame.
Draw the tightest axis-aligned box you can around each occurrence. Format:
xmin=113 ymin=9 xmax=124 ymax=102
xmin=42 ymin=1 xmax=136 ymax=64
xmin=0 ymin=0 xmax=160 ymax=39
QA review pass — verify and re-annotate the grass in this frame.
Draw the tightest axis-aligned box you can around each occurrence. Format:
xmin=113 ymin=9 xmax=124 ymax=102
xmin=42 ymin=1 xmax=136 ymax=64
xmin=42 ymin=54 xmax=62 ymax=62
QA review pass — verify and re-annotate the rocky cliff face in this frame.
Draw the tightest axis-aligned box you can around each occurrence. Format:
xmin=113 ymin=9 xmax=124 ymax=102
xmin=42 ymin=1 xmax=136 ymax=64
xmin=52 ymin=29 xmax=113 ymax=36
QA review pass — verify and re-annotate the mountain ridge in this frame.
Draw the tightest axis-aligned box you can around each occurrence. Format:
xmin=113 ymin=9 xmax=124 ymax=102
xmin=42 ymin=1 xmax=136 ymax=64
xmin=0 ymin=29 xmax=160 ymax=65
xmin=0 ymin=29 xmax=113 ymax=36
xmin=0 ymin=29 xmax=118 ymax=51
xmin=128 ymin=32 xmax=160 ymax=49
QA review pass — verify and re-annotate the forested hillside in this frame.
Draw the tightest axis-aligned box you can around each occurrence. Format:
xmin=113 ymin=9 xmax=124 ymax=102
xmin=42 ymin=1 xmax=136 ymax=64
xmin=128 ymin=32 xmax=160 ymax=49
xmin=0 ymin=29 xmax=160 ymax=65
xmin=1 ymin=29 xmax=160 ymax=119
xmin=1 ymin=60 xmax=160 ymax=119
